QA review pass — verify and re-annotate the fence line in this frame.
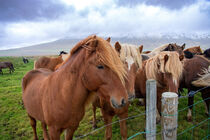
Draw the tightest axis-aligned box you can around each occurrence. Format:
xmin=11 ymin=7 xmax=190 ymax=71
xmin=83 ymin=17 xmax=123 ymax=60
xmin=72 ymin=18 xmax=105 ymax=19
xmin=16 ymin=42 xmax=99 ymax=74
xmin=74 ymin=81 xmax=209 ymax=139
xmin=75 ymin=110 xmax=147 ymax=139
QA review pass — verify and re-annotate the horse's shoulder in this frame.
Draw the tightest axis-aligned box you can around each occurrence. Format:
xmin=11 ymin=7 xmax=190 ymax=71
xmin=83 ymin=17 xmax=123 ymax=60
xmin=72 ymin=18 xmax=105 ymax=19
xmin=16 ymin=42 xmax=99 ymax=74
xmin=22 ymin=69 xmax=52 ymax=91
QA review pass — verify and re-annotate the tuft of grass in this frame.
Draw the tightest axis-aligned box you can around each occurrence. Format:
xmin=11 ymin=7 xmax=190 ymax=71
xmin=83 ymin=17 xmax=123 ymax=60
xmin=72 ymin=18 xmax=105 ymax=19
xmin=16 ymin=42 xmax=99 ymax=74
xmin=0 ymin=57 xmax=209 ymax=139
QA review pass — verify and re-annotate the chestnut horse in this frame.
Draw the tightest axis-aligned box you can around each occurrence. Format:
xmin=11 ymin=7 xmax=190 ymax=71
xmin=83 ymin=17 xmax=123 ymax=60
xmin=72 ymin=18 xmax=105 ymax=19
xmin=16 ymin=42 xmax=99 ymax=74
xmin=91 ymin=42 xmax=142 ymax=140
xmin=135 ymin=51 xmax=184 ymax=122
xmin=179 ymin=55 xmax=210 ymax=121
xmin=22 ymin=35 xmax=128 ymax=140
xmin=34 ymin=52 xmax=69 ymax=71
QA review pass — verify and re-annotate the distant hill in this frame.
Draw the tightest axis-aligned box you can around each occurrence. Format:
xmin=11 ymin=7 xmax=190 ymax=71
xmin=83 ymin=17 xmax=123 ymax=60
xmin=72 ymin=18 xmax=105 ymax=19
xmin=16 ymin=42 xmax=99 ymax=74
xmin=0 ymin=37 xmax=209 ymax=56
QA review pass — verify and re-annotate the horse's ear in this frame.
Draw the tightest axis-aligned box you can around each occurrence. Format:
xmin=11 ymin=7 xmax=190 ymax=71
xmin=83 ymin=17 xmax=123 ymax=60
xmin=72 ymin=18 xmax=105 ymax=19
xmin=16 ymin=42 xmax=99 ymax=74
xmin=139 ymin=45 xmax=143 ymax=54
xmin=86 ymin=35 xmax=98 ymax=48
xmin=168 ymin=44 xmax=174 ymax=50
xmin=179 ymin=54 xmax=184 ymax=61
xmin=106 ymin=37 xmax=111 ymax=43
xmin=181 ymin=43 xmax=185 ymax=50
xmin=114 ymin=41 xmax=121 ymax=53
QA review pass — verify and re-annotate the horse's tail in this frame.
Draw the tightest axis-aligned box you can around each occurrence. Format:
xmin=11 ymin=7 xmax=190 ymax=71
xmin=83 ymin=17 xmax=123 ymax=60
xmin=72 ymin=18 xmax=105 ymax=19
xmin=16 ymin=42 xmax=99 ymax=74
xmin=192 ymin=67 xmax=210 ymax=87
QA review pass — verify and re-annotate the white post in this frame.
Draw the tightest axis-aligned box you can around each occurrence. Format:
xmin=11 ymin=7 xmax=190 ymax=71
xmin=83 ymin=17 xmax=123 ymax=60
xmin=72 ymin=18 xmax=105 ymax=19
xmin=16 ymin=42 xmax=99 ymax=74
xmin=161 ymin=92 xmax=178 ymax=140
xmin=146 ymin=79 xmax=156 ymax=140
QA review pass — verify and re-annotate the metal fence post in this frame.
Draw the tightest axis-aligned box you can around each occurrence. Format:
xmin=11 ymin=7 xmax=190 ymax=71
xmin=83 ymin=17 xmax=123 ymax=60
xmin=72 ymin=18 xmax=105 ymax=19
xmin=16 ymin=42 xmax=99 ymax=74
xmin=161 ymin=92 xmax=178 ymax=140
xmin=146 ymin=79 xmax=156 ymax=140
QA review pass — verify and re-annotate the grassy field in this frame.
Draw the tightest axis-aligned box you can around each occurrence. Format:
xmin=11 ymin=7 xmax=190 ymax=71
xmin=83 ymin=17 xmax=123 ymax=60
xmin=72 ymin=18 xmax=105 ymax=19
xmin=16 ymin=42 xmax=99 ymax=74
xmin=0 ymin=57 xmax=209 ymax=140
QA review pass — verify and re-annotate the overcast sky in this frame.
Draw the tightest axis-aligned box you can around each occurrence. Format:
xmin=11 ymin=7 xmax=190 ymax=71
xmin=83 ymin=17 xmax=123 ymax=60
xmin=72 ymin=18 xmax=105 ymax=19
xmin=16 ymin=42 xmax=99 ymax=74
xmin=0 ymin=0 xmax=210 ymax=50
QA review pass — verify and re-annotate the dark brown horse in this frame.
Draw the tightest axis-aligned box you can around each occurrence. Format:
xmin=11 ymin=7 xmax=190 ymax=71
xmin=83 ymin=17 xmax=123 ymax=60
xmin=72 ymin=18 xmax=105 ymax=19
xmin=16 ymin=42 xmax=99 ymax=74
xmin=204 ymin=48 xmax=210 ymax=59
xmin=179 ymin=55 xmax=210 ymax=121
xmin=0 ymin=62 xmax=15 ymax=74
xmin=22 ymin=35 xmax=128 ymax=140
xmin=135 ymin=51 xmax=184 ymax=122
xmin=91 ymin=42 xmax=142 ymax=140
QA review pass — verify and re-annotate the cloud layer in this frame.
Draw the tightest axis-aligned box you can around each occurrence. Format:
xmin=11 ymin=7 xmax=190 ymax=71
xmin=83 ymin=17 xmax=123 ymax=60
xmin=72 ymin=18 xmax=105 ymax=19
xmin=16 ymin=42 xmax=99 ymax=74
xmin=0 ymin=0 xmax=210 ymax=50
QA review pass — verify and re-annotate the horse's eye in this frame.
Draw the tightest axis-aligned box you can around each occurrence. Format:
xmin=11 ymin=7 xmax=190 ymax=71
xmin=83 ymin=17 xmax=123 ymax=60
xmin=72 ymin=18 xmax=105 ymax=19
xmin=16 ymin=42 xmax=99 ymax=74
xmin=97 ymin=65 xmax=104 ymax=69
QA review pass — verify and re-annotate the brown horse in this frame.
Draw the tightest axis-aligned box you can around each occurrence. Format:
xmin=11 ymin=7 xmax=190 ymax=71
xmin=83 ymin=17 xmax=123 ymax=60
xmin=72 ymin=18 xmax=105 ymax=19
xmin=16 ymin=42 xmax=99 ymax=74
xmin=142 ymin=43 xmax=185 ymax=60
xmin=184 ymin=46 xmax=203 ymax=58
xmin=34 ymin=52 xmax=69 ymax=71
xmin=91 ymin=42 xmax=142 ymax=140
xmin=22 ymin=35 xmax=128 ymax=140
xmin=184 ymin=46 xmax=203 ymax=54
xmin=0 ymin=62 xmax=15 ymax=74
xmin=135 ymin=51 xmax=184 ymax=122
xmin=179 ymin=55 xmax=210 ymax=121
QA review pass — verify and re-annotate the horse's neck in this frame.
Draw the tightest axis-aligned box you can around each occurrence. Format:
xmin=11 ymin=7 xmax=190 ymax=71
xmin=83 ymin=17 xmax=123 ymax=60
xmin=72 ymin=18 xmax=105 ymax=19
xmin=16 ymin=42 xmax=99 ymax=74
xmin=51 ymin=49 xmax=89 ymax=109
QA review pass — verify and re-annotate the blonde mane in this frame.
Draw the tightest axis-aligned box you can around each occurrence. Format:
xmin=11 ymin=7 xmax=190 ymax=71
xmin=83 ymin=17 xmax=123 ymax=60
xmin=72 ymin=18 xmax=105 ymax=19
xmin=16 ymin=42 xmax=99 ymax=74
xmin=95 ymin=37 xmax=127 ymax=84
xmin=192 ymin=67 xmax=210 ymax=87
xmin=151 ymin=44 xmax=169 ymax=53
xmin=145 ymin=51 xmax=183 ymax=86
xmin=119 ymin=44 xmax=142 ymax=69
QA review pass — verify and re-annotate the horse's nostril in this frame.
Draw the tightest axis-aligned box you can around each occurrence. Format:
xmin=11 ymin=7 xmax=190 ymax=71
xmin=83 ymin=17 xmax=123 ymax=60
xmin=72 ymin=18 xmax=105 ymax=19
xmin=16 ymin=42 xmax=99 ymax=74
xmin=121 ymin=98 xmax=126 ymax=106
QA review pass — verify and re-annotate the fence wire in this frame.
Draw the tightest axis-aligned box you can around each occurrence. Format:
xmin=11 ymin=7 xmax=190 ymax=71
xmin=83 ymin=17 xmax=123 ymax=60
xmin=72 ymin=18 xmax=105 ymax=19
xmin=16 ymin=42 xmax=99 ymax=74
xmin=74 ymin=86 xmax=209 ymax=140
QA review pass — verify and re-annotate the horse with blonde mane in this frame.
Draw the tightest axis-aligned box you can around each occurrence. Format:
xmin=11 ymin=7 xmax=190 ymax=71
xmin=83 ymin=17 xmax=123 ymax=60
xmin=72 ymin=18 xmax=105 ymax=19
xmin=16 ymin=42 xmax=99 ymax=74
xmin=179 ymin=55 xmax=210 ymax=121
xmin=91 ymin=41 xmax=142 ymax=140
xmin=22 ymin=35 xmax=128 ymax=140
xmin=142 ymin=43 xmax=185 ymax=60
xmin=135 ymin=51 xmax=184 ymax=122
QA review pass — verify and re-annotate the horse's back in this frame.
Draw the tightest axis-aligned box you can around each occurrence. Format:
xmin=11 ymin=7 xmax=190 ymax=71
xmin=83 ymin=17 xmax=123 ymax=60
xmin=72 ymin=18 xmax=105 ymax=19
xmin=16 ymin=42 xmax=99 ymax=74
xmin=181 ymin=56 xmax=210 ymax=88
xmin=34 ymin=57 xmax=50 ymax=69
xmin=22 ymin=68 xmax=52 ymax=121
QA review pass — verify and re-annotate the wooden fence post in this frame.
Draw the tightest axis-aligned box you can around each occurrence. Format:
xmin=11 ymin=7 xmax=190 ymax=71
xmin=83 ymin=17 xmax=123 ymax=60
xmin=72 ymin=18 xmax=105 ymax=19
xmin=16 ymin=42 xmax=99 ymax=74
xmin=146 ymin=79 xmax=156 ymax=140
xmin=161 ymin=92 xmax=178 ymax=140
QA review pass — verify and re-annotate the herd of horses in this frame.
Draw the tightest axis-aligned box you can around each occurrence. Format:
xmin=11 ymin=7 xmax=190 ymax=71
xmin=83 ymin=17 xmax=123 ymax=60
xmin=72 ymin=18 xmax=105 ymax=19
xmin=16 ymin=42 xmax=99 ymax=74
xmin=20 ymin=35 xmax=209 ymax=140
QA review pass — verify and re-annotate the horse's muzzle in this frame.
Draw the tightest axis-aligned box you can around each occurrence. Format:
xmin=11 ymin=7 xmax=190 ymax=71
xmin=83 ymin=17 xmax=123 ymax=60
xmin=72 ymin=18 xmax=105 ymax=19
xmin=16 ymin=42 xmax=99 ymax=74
xmin=111 ymin=98 xmax=127 ymax=108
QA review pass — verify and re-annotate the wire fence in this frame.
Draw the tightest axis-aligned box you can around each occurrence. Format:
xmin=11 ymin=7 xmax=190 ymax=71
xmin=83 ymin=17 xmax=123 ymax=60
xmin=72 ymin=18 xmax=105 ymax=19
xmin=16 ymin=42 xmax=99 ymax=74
xmin=73 ymin=86 xmax=210 ymax=140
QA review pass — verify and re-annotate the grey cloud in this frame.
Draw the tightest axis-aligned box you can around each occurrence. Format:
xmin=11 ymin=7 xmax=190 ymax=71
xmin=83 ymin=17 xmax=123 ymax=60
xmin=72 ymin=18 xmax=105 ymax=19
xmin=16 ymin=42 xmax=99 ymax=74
xmin=117 ymin=0 xmax=197 ymax=10
xmin=0 ymin=0 xmax=73 ymax=22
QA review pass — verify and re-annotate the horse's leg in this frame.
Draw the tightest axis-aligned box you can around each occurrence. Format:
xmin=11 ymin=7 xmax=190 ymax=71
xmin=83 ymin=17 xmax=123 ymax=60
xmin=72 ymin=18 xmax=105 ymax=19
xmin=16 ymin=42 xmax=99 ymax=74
xmin=41 ymin=122 xmax=49 ymax=140
xmin=92 ymin=104 xmax=97 ymax=129
xmin=101 ymin=109 xmax=113 ymax=140
xmin=118 ymin=111 xmax=128 ymax=140
xmin=187 ymin=96 xmax=194 ymax=122
xmin=201 ymin=91 xmax=210 ymax=116
xmin=48 ymin=126 xmax=61 ymax=140
xmin=65 ymin=125 xmax=79 ymax=140
xmin=28 ymin=115 xmax=38 ymax=140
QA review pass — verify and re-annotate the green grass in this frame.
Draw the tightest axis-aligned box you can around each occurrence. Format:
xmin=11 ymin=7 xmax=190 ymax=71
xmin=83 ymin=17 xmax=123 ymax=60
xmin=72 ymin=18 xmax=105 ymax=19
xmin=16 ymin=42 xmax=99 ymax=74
xmin=0 ymin=57 xmax=209 ymax=140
